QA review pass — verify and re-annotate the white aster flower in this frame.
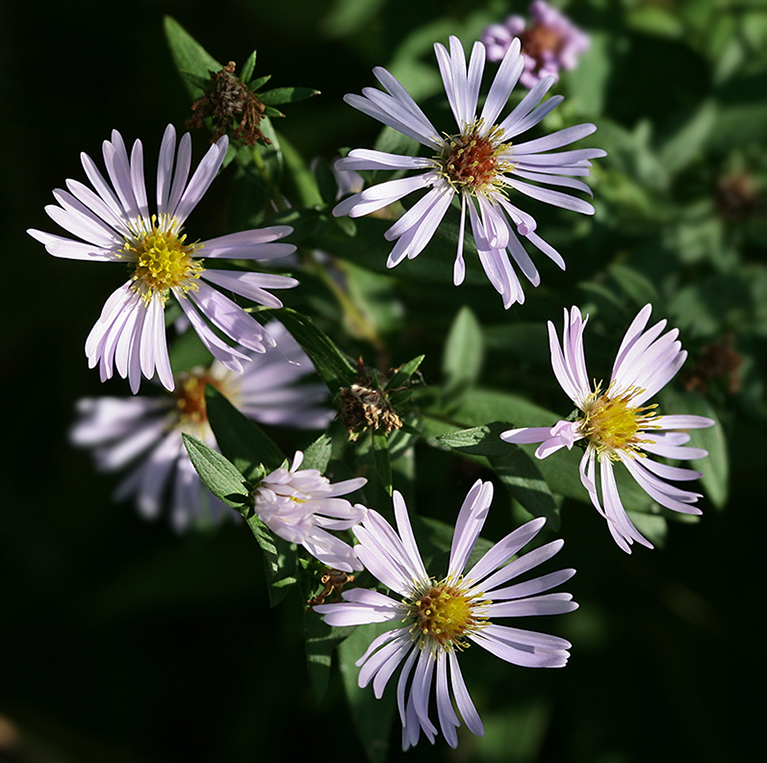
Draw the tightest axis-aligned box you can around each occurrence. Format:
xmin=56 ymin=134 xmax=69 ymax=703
xmin=29 ymin=125 xmax=298 ymax=393
xmin=71 ymin=322 xmax=333 ymax=532
xmin=315 ymin=480 xmax=576 ymax=749
xmin=252 ymin=452 xmax=368 ymax=572
xmin=501 ymin=305 xmax=716 ymax=553
xmin=333 ymin=35 xmax=605 ymax=307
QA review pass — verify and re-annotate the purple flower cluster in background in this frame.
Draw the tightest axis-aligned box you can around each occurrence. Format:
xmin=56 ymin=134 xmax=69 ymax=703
xmin=481 ymin=1 xmax=589 ymax=89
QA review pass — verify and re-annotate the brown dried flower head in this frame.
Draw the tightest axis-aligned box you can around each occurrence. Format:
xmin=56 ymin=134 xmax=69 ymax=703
xmin=187 ymin=61 xmax=269 ymax=146
xmin=339 ymin=360 xmax=404 ymax=440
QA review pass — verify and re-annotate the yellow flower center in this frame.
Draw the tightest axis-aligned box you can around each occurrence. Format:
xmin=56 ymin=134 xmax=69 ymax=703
xmin=439 ymin=122 xmax=512 ymax=195
xmin=407 ymin=578 xmax=486 ymax=651
xmin=125 ymin=216 xmax=203 ymax=303
xmin=580 ymin=383 xmax=659 ymax=460
xmin=175 ymin=372 xmax=218 ymax=427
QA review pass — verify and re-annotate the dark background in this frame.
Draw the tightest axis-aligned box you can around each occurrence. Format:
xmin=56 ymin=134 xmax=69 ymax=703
xmin=2 ymin=1 xmax=764 ymax=761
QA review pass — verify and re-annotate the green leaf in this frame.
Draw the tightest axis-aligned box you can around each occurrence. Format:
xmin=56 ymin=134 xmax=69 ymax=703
xmin=453 ymin=388 xmax=558 ymax=430
xmin=280 ymin=132 xmax=324 ymax=207
xmin=658 ymin=99 xmax=717 ymax=175
xmin=338 ymin=621 xmax=396 ymax=763
xmin=372 ymin=430 xmax=392 ymax=495
xmin=608 ymin=263 xmax=660 ymax=308
xmin=435 ymin=422 xmax=511 ymax=457
xmin=181 ymin=434 xmax=250 ymax=512
xmin=244 ymin=514 xmax=298 ymax=607
xmin=268 ymin=307 xmax=357 ymax=392
xmin=659 ymin=388 xmax=729 ymax=509
xmin=302 ymin=432 xmax=333 ymax=474
xmin=249 ymin=74 xmax=272 ymax=91
xmin=386 ymin=354 xmax=425 ymax=391
xmin=205 ymin=386 xmax=284 ymax=478
xmin=259 ymin=86 xmax=320 ymax=106
xmin=488 ymin=450 xmax=560 ymax=531
xmin=163 ymin=16 xmax=221 ymax=98
xmin=240 ymin=50 xmax=257 ymax=84
xmin=442 ymin=306 xmax=484 ymax=407
xmin=304 ymin=611 xmax=353 ymax=701
xmin=435 ymin=424 xmax=560 ymax=528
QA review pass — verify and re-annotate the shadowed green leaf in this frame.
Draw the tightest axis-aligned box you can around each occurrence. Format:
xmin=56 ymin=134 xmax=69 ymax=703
xmin=268 ymin=307 xmax=357 ymax=392
xmin=338 ymin=621 xmax=396 ymax=763
xmin=205 ymin=385 xmax=284 ymax=478
xmin=442 ymin=306 xmax=484 ymax=407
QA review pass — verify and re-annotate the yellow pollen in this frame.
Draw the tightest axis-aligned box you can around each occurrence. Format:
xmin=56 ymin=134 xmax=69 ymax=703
xmin=438 ymin=122 xmax=511 ymax=195
xmin=407 ymin=578 xmax=485 ymax=651
xmin=580 ymin=383 xmax=659 ymax=460
xmin=126 ymin=216 xmax=203 ymax=303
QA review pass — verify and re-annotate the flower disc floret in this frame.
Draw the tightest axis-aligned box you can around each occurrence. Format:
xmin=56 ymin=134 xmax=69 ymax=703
xmin=316 ymin=481 xmax=576 ymax=750
xmin=70 ymin=322 xmax=333 ymax=531
xmin=501 ymin=305 xmax=716 ymax=553
xmin=580 ymin=383 xmax=659 ymax=459
xmin=127 ymin=217 xmax=203 ymax=301
xmin=28 ymin=125 xmax=299 ymax=393
xmin=333 ymin=35 xmax=605 ymax=308
xmin=407 ymin=577 xmax=488 ymax=651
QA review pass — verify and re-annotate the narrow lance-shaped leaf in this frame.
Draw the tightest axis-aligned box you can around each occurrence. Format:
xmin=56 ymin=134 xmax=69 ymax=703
xmin=372 ymin=430 xmax=392 ymax=496
xmin=259 ymin=86 xmax=321 ymax=106
xmin=301 ymin=431 xmax=333 ymax=474
xmin=338 ymin=621 xmax=396 ymax=763
xmin=205 ymin=385 xmax=284 ymax=478
xmin=268 ymin=307 xmax=358 ymax=392
xmin=164 ymin=16 xmax=221 ymax=98
xmin=436 ymin=424 xmax=560 ymax=529
xmin=240 ymin=50 xmax=257 ymax=84
xmin=245 ymin=513 xmax=298 ymax=608
xmin=442 ymin=306 xmax=484 ymax=408
xmin=304 ymin=611 xmax=353 ymax=702
xmin=181 ymin=433 xmax=250 ymax=513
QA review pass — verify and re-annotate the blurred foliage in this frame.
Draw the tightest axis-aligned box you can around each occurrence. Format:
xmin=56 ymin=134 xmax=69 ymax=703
xmin=3 ymin=0 xmax=766 ymax=762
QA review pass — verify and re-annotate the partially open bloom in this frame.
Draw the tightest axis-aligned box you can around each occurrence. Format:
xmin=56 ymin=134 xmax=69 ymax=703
xmin=315 ymin=481 xmax=576 ymax=749
xmin=71 ymin=322 xmax=332 ymax=531
xmin=333 ymin=35 xmax=604 ymax=308
xmin=253 ymin=452 xmax=367 ymax=572
xmin=482 ymin=1 xmax=590 ymax=89
xmin=502 ymin=305 xmax=715 ymax=552
xmin=28 ymin=125 xmax=298 ymax=393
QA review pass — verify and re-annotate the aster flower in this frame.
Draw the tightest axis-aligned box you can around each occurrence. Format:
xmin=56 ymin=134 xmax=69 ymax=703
xmin=28 ymin=125 xmax=298 ymax=393
xmin=482 ymin=1 xmax=590 ymax=90
xmin=252 ymin=452 xmax=367 ymax=572
xmin=501 ymin=305 xmax=715 ymax=553
xmin=315 ymin=481 xmax=576 ymax=749
xmin=71 ymin=322 xmax=333 ymax=532
xmin=333 ymin=35 xmax=605 ymax=308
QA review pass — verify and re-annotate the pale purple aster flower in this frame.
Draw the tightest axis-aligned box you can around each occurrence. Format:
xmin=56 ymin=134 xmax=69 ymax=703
xmin=71 ymin=322 xmax=333 ymax=532
xmin=501 ymin=305 xmax=716 ymax=553
xmin=333 ymin=35 xmax=604 ymax=308
xmin=482 ymin=1 xmax=590 ymax=90
xmin=28 ymin=124 xmax=298 ymax=393
xmin=253 ymin=452 xmax=367 ymax=572
xmin=315 ymin=481 xmax=576 ymax=749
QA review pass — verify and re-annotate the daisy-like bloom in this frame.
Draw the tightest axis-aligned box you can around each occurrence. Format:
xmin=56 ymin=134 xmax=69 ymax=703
xmin=333 ymin=35 xmax=605 ymax=308
xmin=482 ymin=1 xmax=590 ymax=90
xmin=28 ymin=125 xmax=298 ymax=393
xmin=71 ymin=322 xmax=333 ymax=532
xmin=501 ymin=305 xmax=716 ymax=553
xmin=315 ymin=481 xmax=576 ymax=749
xmin=252 ymin=452 xmax=367 ymax=572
